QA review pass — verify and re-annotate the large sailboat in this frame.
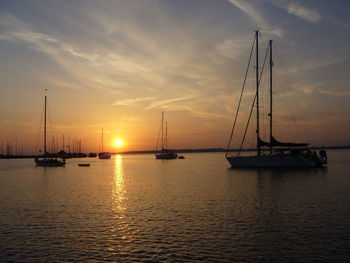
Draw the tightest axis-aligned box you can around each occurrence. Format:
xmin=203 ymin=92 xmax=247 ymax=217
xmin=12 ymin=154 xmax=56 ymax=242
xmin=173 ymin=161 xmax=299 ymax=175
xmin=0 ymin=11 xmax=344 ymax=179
xmin=226 ymin=31 xmax=327 ymax=168
xmin=98 ymin=128 xmax=111 ymax=159
xmin=155 ymin=112 xmax=178 ymax=160
xmin=35 ymin=93 xmax=66 ymax=167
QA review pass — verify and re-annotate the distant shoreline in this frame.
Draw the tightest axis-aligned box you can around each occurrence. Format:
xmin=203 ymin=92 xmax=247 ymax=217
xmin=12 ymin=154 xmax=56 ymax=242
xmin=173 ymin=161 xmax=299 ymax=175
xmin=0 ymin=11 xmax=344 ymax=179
xmin=1 ymin=145 xmax=349 ymax=159
xmin=117 ymin=145 xmax=350 ymax=155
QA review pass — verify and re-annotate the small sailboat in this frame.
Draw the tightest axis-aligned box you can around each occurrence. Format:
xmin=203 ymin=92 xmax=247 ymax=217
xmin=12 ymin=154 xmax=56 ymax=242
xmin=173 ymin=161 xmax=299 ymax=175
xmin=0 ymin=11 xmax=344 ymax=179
xmin=35 ymin=93 xmax=66 ymax=167
xmin=98 ymin=128 xmax=111 ymax=159
xmin=155 ymin=112 xmax=178 ymax=160
xmin=226 ymin=31 xmax=327 ymax=168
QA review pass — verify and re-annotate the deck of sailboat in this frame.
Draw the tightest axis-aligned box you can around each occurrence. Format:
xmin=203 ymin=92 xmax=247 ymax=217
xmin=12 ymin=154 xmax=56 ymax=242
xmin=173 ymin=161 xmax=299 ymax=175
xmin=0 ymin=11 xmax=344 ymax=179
xmin=155 ymin=150 xmax=178 ymax=159
xmin=226 ymin=152 xmax=325 ymax=168
xmin=35 ymin=157 xmax=65 ymax=167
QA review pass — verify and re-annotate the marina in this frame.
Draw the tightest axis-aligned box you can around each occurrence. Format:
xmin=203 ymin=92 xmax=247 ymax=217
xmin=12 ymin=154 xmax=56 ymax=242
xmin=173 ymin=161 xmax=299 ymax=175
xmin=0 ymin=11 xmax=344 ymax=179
xmin=0 ymin=1 xmax=349 ymax=262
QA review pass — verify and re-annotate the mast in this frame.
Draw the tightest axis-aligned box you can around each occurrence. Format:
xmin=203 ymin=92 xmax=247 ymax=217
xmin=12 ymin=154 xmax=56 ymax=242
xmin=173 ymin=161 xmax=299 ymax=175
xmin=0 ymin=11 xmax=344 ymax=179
xmin=255 ymin=30 xmax=260 ymax=156
xmin=269 ymin=40 xmax=273 ymax=153
xmin=44 ymin=94 xmax=47 ymax=158
xmin=165 ymin=121 xmax=168 ymax=150
xmin=161 ymin=112 xmax=164 ymax=151
xmin=101 ymin=128 xmax=104 ymax=152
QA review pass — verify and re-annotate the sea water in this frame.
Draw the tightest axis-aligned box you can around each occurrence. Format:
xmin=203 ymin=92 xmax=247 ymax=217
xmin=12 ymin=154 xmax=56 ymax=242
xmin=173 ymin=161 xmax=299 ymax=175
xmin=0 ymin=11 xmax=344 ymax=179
xmin=1 ymin=150 xmax=350 ymax=262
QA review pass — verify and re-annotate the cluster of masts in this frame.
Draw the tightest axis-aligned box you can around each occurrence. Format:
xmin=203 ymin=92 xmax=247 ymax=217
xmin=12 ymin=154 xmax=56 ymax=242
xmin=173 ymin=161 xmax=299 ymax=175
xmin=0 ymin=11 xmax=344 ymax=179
xmin=34 ymin=95 xmax=102 ymax=166
xmin=0 ymin=136 xmax=90 ymax=158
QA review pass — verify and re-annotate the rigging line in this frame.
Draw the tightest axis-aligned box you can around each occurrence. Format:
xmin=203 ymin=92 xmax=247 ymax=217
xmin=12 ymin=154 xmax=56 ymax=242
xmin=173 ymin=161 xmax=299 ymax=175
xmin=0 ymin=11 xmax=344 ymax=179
xmin=47 ymin=105 xmax=59 ymax=154
xmin=225 ymin=35 xmax=255 ymax=156
xmin=260 ymin=63 xmax=268 ymax=140
xmin=99 ymin=129 xmax=102 ymax=153
xmin=155 ymin=115 xmax=162 ymax=152
xmin=239 ymin=94 xmax=256 ymax=154
xmin=35 ymin=99 xmax=45 ymax=154
xmin=274 ymin=67 xmax=295 ymax=141
xmin=275 ymin=47 xmax=311 ymax=143
xmin=239 ymin=42 xmax=270 ymax=154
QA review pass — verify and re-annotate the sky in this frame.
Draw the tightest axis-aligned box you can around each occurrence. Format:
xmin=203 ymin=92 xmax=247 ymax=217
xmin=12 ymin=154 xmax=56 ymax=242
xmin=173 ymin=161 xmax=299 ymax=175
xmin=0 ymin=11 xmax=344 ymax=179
xmin=0 ymin=0 xmax=349 ymax=153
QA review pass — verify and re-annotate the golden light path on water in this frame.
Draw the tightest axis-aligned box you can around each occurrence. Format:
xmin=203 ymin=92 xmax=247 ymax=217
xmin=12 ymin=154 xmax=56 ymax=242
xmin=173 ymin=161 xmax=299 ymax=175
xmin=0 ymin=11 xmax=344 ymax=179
xmin=113 ymin=155 xmax=125 ymax=211
xmin=108 ymin=154 xmax=133 ymax=254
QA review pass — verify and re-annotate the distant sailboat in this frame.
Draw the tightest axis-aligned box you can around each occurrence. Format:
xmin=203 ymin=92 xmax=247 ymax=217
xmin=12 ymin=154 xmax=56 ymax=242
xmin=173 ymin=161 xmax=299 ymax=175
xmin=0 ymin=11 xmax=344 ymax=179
xmin=35 ymin=93 xmax=66 ymax=167
xmin=155 ymin=112 xmax=178 ymax=160
xmin=226 ymin=31 xmax=327 ymax=168
xmin=98 ymin=128 xmax=111 ymax=159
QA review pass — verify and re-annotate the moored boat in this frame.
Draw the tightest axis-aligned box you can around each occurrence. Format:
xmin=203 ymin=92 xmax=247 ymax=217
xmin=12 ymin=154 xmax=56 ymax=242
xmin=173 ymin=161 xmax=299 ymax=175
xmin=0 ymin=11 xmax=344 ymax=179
xmin=35 ymin=92 xmax=66 ymax=167
xmin=226 ymin=31 xmax=327 ymax=168
xmin=98 ymin=128 xmax=111 ymax=159
xmin=155 ymin=112 xmax=178 ymax=160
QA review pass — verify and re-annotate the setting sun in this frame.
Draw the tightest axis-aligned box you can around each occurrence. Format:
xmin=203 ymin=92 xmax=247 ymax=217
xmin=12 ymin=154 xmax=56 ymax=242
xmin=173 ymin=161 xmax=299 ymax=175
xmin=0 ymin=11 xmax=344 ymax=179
xmin=114 ymin=139 xmax=123 ymax=148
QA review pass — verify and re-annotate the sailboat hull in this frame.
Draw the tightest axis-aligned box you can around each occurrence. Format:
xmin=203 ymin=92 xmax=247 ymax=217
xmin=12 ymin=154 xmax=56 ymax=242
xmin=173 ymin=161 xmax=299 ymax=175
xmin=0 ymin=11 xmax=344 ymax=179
xmin=155 ymin=152 xmax=178 ymax=159
xmin=98 ymin=152 xmax=111 ymax=159
xmin=35 ymin=157 xmax=66 ymax=167
xmin=226 ymin=155 xmax=325 ymax=168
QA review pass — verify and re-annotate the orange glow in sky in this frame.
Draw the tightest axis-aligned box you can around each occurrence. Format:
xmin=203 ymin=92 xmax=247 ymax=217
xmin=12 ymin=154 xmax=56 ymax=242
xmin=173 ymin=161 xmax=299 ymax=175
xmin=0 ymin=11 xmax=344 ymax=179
xmin=114 ymin=139 xmax=123 ymax=148
xmin=0 ymin=1 xmax=349 ymax=155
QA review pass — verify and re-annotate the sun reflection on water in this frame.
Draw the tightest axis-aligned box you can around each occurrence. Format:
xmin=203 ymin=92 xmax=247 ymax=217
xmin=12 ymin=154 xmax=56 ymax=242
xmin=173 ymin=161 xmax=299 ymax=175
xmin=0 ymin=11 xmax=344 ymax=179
xmin=113 ymin=154 xmax=125 ymax=211
xmin=109 ymin=154 xmax=133 ymax=254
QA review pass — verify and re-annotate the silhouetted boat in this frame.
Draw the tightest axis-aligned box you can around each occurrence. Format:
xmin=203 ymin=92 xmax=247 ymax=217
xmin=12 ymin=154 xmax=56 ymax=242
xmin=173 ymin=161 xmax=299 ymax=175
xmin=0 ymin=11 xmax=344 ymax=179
xmin=178 ymin=155 xmax=185 ymax=159
xmin=88 ymin=152 xmax=97 ymax=157
xmin=98 ymin=128 xmax=111 ymax=159
xmin=35 ymin=92 xmax=66 ymax=167
xmin=155 ymin=112 xmax=178 ymax=160
xmin=78 ymin=163 xmax=90 ymax=167
xmin=226 ymin=31 xmax=327 ymax=168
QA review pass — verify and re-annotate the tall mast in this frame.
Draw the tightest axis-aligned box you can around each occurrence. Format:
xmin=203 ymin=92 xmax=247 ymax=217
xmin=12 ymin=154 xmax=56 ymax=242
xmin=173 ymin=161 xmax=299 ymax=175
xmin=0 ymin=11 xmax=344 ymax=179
xmin=269 ymin=40 xmax=273 ymax=153
xmin=101 ymin=128 xmax=104 ymax=152
xmin=161 ymin=112 xmax=164 ymax=151
xmin=62 ymin=134 xmax=65 ymax=151
xmin=255 ymin=30 xmax=260 ymax=156
xmin=44 ymin=94 xmax=47 ymax=158
xmin=165 ymin=121 xmax=168 ymax=150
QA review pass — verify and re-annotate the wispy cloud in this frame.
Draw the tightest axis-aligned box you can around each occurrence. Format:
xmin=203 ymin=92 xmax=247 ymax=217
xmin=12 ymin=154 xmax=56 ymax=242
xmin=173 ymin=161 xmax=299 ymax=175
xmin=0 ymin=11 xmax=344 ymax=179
xmin=269 ymin=1 xmax=321 ymax=24
xmin=286 ymin=3 xmax=321 ymax=24
xmin=317 ymin=88 xmax=350 ymax=96
xmin=228 ymin=0 xmax=265 ymax=26
xmin=0 ymin=14 xmax=98 ymax=62
xmin=216 ymin=36 xmax=252 ymax=59
xmin=329 ymin=18 xmax=350 ymax=30
xmin=145 ymin=96 xmax=196 ymax=110
xmin=227 ymin=0 xmax=283 ymax=37
xmin=186 ymin=107 xmax=230 ymax=119
xmin=289 ymin=56 xmax=347 ymax=73
xmin=113 ymin=97 xmax=156 ymax=106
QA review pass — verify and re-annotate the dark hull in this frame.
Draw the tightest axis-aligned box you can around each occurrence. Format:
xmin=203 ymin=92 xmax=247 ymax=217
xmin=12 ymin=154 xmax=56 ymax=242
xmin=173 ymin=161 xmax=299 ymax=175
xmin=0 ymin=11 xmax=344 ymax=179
xmin=35 ymin=157 xmax=65 ymax=167
xmin=155 ymin=152 xmax=178 ymax=159
xmin=226 ymin=154 xmax=326 ymax=168
xmin=98 ymin=152 xmax=111 ymax=159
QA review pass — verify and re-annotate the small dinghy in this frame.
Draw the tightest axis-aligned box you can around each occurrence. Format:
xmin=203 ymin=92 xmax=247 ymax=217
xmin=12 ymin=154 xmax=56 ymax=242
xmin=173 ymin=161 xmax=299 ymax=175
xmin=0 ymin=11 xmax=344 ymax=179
xmin=78 ymin=163 xmax=90 ymax=167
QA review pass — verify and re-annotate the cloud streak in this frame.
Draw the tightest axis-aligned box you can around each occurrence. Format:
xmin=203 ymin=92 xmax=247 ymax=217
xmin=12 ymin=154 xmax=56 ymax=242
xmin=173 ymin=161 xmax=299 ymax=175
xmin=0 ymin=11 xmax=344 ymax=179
xmin=227 ymin=0 xmax=283 ymax=37
xmin=286 ymin=3 xmax=321 ymax=23
xmin=113 ymin=97 xmax=156 ymax=106
xmin=145 ymin=96 xmax=197 ymax=110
